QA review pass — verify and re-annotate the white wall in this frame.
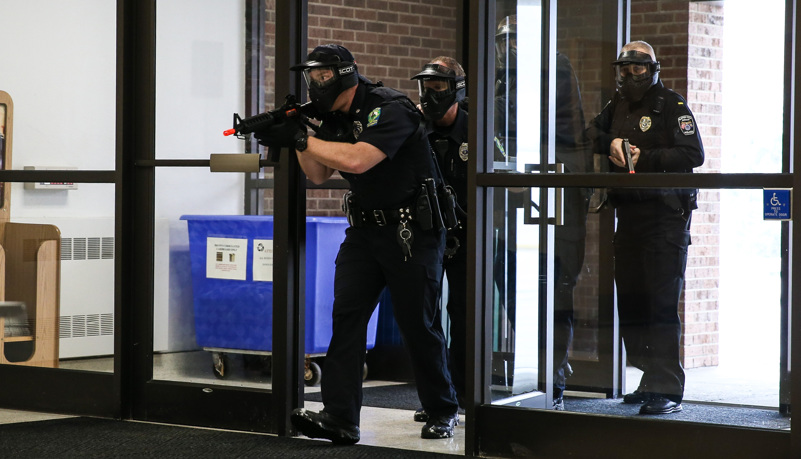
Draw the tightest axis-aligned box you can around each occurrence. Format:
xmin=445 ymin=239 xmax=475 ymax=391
xmin=154 ymin=0 xmax=247 ymax=351
xmin=0 ymin=0 xmax=116 ymax=217
xmin=0 ymin=0 xmax=249 ymax=355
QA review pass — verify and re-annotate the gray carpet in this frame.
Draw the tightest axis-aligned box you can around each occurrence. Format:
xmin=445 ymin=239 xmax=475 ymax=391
xmin=0 ymin=417 xmax=456 ymax=458
xmin=306 ymin=383 xmax=421 ymax=411
xmin=562 ymin=397 xmax=790 ymax=430
xmin=309 ymin=383 xmax=790 ymax=430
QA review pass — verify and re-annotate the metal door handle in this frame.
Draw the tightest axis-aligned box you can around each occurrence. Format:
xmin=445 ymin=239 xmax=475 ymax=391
xmin=523 ymin=163 xmax=563 ymax=225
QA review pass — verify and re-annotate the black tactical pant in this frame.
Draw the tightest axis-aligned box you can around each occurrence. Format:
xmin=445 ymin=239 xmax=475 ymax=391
xmin=614 ymin=201 xmax=691 ymax=403
xmin=553 ymin=187 xmax=590 ymax=397
xmin=321 ymin=224 xmax=458 ymax=425
xmin=442 ymin=227 xmax=467 ymax=402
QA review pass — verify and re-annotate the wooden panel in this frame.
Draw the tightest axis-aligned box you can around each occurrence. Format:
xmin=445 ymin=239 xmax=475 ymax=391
xmin=0 ymin=223 xmax=60 ymax=367
xmin=0 ymin=90 xmax=11 ymax=222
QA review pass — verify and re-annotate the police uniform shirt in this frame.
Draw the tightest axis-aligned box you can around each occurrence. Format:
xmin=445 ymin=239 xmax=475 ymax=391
xmin=430 ymin=107 xmax=469 ymax=210
xmin=587 ymin=79 xmax=704 ymax=207
xmin=339 ymin=82 xmax=436 ymax=210
xmin=588 ymin=79 xmax=704 ymax=174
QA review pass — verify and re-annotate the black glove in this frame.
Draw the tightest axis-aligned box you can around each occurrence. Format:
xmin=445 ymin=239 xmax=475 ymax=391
xmin=314 ymin=112 xmax=354 ymax=143
xmin=254 ymin=116 xmax=306 ymax=148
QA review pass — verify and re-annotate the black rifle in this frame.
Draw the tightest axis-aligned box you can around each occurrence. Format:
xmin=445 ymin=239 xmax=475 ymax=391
xmin=224 ymin=95 xmax=317 ymax=162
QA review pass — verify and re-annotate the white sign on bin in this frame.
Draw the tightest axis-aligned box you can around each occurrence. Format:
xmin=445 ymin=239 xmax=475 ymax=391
xmin=206 ymin=237 xmax=247 ymax=280
xmin=252 ymin=238 xmax=274 ymax=282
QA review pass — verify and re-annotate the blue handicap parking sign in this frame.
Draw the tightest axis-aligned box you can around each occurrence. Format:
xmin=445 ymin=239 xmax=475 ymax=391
xmin=764 ymin=188 xmax=792 ymax=220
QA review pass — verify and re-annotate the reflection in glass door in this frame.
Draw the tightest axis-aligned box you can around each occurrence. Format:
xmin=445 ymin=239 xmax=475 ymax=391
xmin=490 ymin=0 xmax=555 ymax=408
xmin=484 ymin=0 xmax=790 ymax=432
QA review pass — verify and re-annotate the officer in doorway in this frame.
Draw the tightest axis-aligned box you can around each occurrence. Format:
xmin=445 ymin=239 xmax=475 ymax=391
xmin=254 ymin=44 xmax=459 ymax=443
xmin=586 ymin=40 xmax=704 ymax=415
xmin=410 ymin=56 xmax=469 ymax=421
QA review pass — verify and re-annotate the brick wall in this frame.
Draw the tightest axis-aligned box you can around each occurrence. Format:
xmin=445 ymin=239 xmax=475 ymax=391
xmin=261 ymin=0 xmax=459 ymax=216
xmin=681 ymin=2 xmax=723 ymax=368
xmin=631 ymin=0 xmax=723 ymax=369
xmin=260 ymin=1 xmax=724 ymax=369
xmin=308 ymin=0 xmax=458 ymax=99
xmin=556 ymin=0 xmax=606 ymax=361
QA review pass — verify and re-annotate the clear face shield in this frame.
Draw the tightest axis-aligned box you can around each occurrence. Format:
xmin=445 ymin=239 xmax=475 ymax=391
xmin=611 ymin=51 xmax=660 ymax=101
xmin=417 ymin=78 xmax=456 ymax=99
xmin=614 ymin=63 xmax=653 ymax=86
xmin=418 ymin=78 xmax=464 ymax=121
xmin=300 ymin=62 xmax=358 ymax=112
xmin=411 ymin=63 xmax=465 ymax=121
xmin=495 ymin=34 xmax=517 ymax=69
xmin=303 ymin=65 xmax=345 ymax=89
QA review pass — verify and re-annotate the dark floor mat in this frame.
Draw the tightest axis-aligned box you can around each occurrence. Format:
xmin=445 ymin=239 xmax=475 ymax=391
xmin=562 ymin=397 xmax=789 ymax=430
xmin=306 ymin=383 xmax=420 ymax=410
xmin=307 ymin=383 xmax=790 ymax=430
xmin=0 ymin=417 xmax=456 ymax=459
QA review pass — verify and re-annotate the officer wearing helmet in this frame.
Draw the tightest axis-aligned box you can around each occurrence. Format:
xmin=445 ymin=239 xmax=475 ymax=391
xmin=410 ymin=57 xmax=469 ymax=422
xmin=587 ymin=40 xmax=705 ymax=415
xmin=254 ymin=44 xmax=459 ymax=444
xmin=494 ymin=14 xmax=517 ymax=164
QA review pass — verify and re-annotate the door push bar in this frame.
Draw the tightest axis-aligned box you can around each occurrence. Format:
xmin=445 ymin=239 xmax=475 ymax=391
xmin=523 ymin=163 xmax=564 ymax=226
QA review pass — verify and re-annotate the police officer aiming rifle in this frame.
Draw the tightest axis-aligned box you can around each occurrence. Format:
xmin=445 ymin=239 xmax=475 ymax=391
xmin=251 ymin=44 xmax=460 ymax=444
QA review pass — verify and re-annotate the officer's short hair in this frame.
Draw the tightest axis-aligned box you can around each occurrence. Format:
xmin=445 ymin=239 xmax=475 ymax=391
xmin=429 ymin=56 xmax=465 ymax=78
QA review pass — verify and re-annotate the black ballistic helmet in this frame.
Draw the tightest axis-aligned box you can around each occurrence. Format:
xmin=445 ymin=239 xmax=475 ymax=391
xmin=290 ymin=44 xmax=359 ymax=112
xmin=495 ymin=15 xmax=517 ymax=69
xmin=611 ymin=50 xmax=661 ymax=101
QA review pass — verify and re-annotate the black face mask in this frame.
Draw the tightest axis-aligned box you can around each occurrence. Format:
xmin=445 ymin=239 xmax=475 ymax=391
xmin=420 ymin=88 xmax=457 ymax=121
xmin=617 ymin=72 xmax=657 ymax=102
xmin=308 ymin=84 xmax=342 ymax=113
xmin=303 ymin=64 xmax=358 ymax=113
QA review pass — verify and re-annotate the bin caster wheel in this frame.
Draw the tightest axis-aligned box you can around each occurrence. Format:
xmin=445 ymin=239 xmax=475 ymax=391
xmin=212 ymin=352 xmax=229 ymax=379
xmin=362 ymin=362 xmax=368 ymax=381
xmin=305 ymin=360 xmax=322 ymax=386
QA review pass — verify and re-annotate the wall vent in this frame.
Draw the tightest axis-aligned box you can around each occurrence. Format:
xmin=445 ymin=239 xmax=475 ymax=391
xmin=61 ymin=237 xmax=115 ymax=261
xmin=59 ymin=313 xmax=114 ymax=339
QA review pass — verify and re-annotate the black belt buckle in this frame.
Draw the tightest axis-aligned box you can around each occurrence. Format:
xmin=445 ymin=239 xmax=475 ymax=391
xmin=373 ymin=210 xmax=387 ymax=226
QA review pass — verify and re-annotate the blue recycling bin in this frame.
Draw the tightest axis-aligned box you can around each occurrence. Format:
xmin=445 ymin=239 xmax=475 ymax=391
xmin=180 ymin=215 xmax=378 ymax=355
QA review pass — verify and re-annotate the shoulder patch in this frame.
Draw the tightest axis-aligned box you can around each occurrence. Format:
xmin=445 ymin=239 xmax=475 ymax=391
xmin=678 ymin=115 xmax=695 ymax=135
xmin=367 ymin=107 xmax=382 ymax=127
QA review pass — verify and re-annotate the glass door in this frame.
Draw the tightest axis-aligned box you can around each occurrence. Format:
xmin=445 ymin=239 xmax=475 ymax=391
xmin=0 ymin=0 xmax=118 ymax=417
xmin=472 ymin=1 xmax=794 ymax=457
xmin=130 ymin=0 xmax=306 ymax=435
xmin=489 ymin=0 xmax=614 ymax=410
xmin=489 ymin=0 xmax=558 ymax=409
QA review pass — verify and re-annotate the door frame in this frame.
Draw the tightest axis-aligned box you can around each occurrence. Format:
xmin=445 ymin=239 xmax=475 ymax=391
xmin=123 ymin=0 xmax=308 ymax=437
xmin=465 ymin=0 xmax=798 ymax=457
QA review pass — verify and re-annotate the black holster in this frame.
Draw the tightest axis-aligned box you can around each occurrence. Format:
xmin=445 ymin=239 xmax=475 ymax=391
xmin=416 ymin=178 xmax=460 ymax=231
xmin=439 ymin=184 xmax=460 ymax=230
xmin=342 ymin=191 xmax=363 ymax=227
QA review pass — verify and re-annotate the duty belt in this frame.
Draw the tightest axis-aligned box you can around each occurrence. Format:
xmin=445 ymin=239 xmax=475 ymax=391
xmin=353 ymin=207 xmax=414 ymax=227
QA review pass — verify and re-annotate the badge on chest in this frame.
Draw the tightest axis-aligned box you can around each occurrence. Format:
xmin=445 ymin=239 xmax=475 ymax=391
xmin=639 ymin=116 xmax=652 ymax=132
